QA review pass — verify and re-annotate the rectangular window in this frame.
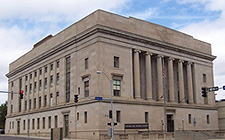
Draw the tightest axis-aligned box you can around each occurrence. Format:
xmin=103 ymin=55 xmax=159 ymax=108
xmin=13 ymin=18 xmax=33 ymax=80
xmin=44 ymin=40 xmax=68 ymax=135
xmin=29 ymin=99 xmax=31 ymax=110
xmin=25 ymin=85 xmax=27 ymax=95
xmin=56 ymin=92 xmax=59 ymax=105
xmin=44 ymin=78 xmax=47 ymax=89
xmin=37 ymin=118 xmax=40 ymax=129
xmin=50 ymin=63 xmax=53 ymax=71
xmin=34 ymin=98 xmax=36 ymax=109
xmin=43 ymin=117 xmax=45 ymax=129
xmin=57 ymin=60 xmax=60 ymax=68
xmin=35 ymin=71 xmax=37 ymax=77
xmin=114 ymin=56 xmax=119 ymax=68
xmin=45 ymin=66 xmax=48 ymax=73
xmin=55 ymin=116 xmax=58 ymax=128
xmin=84 ymin=111 xmax=87 ymax=123
xmin=116 ymin=110 xmax=121 ymax=123
xmin=188 ymin=114 xmax=192 ymax=124
xmin=145 ymin=112 xmax=148 ymax=123
xmin=34 ymin=82 xmax=37 ymax=93
xmin=30 ymin=73 xmax=32 ymax=79
xmin=50 ymin=75 xmax=53 ymax=87
xmin=11 ymin=82 xmax=14 ymax=87
xmin=26 ymin=75 xmax=28 ymax=81
xmin=56 ymin=73 xmax=59 ymax=85
xmin=39 ymin=69 xmax=42 ymax=75
xmin=32 ymin=119 xmax=35 ymax=129
xmin=39 ymin=97 xmax=41 ymax=108
xmin=44 ymin=95 xmax=47 ymax=107
xmin=48 ymin=116 xmax=51 ymax=129
xmin=39 ymin=80 xmax=42 ymax=91
xmin=11 ymin=91 xmax=13 ymax=100
xmin=77 ymin=112 xmax=79 ymax=121
xmin=25 ymin=101 xmax=27 ymax=111
xmin=203 ymin=74 xmax=206 ymax=83
xmin=23 ymin=120 xmax=25 ymax=130
xmin=78 ymin=87 xmax=80 ymax=95
xmin=207 ymin=115 xmax=210 ymax=124
xmin=27 ymin=119 xmax=30 ymax=130
xmin=84 ymin=81 xmax=89 ymax=97
xmin=66 ymin=57 xmax=70 ymax=103
xmin=113 ymin=80 xmax=121 ymax=96
xmin=85 ymin=58 xmax=88 ymax=69
xmin=29 ymin=84 xmax=32 ymax=94
xmin=50 ymin=93 xmax=53 ymax=106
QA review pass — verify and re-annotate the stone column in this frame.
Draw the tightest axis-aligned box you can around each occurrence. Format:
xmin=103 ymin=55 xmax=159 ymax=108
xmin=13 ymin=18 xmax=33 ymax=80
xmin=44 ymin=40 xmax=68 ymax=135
xmin=187 ymin=62 xmax=194 ymax=104
xmin=8 ymin=82 xmax=12 ymax=115
xmin=157 ymin=55 xmax=163 ymax=100
xmin=145 ymin=52 xmax=153 ymax=101
xmin=178 ymin=60 xmax=185 ymax=103
xmin=134 ymin=50 xmax=141 ymax=99
xmin=168 ymin=57 xmax=175 ymax=102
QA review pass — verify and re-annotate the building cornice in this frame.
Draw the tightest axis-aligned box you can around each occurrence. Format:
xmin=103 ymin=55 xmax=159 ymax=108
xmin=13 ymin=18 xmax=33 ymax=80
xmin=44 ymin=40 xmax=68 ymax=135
xmin=6 ymin=25 xmax=216 ymax=78
xmin=6 ymin=98 xmax=217 ymax=119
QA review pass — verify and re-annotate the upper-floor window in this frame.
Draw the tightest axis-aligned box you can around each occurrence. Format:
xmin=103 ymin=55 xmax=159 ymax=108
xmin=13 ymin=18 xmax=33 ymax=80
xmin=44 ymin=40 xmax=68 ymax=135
xmin=116 ymin=110 xmax=121 ymax=123
xmin=44 ymin=95 xmax=47 ymax=107
xmin=50 ymin=93 xmax=53 ymax=106
xmin=44 ymin=78 xmax=47 ymax=89
xmin=50 ymin=63 xmax=53 ymax=71
xmin=30 ymin=73 xmax=32 ymax=79
xmin=56 ymin=92 xmax=59 ymax=105
xmin=11 ymin=91 xmax=13 ymax=100
xmin=39 ymin=80 xmax=42 ymax=91
xmin=207 ymin=115 xmax=210 ymax=124
xmin=84 ymin=111 xmax=87 ymax=123
xmin=50 ymin=75 xmax=53 ymax=87
xmin=84 ymin=80 xmax=89 ymax=97
xmin=56 ymin=73 xmax=59 ymax=85
xmin=39 ymin=69 xmax=42 ymax=75
xmin=145 ymin=112 xmax=148 ymax=123
xmin=11 ymin=82 xmax=14 ymax=87
xmin=26 ymin=75 xmax=28 ymax=81
xmin=114 ymin=56 xmax=119 ymax=68
xmin=34 ymin=71 xmax=37 ymax=77
xmin=34 ymin=98 xmax=36 ymax=109
xmin=34 ymin=82 xmax=37 ymax=93
xmin=113 ymin=79 xmax=121 ymax=96
xmin=85 ymin=58 xmax=89 ymax=69
xmin=203 ymin=74 xmax=206 ymax=83
xmin=45 ymin=66 xmax=48 ymax=73
xmin=29 ymin=84 xmax=32 ymax=94
xmin=57 ymin=60 xmax=60 ymax=68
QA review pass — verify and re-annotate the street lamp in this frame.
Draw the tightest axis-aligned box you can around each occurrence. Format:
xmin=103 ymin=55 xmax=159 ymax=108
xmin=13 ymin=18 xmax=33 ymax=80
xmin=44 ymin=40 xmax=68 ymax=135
xmin=96 ymin=71 xmax=114 ymax=140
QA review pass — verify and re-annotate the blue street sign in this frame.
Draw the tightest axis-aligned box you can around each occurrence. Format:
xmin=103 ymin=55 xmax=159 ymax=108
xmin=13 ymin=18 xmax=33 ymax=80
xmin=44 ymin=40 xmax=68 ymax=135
xmin=95 ymin=97 xmax=103 ymax=100
xmin=223 ymin=86 xmax=225 ymax=90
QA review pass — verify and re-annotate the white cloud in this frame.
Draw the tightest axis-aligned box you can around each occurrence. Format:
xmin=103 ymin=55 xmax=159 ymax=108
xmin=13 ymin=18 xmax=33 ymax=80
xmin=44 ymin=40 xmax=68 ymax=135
xmin=0 ymin=0 xmax=130 ymax=104
xmin=179 ymin=0 xmax=225 ymax=100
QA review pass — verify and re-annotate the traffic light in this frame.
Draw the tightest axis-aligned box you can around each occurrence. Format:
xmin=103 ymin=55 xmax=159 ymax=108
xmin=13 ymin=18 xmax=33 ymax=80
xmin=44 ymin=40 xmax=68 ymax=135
xmin=20 ymin=90 xmax=24 ymax=99
xmin=202 ymin=87 xmax=207 ymax=97
xmin=109 ymin=110 xmax=112 ymax=118
xmin=74 ymin=94 xmax=78 ymax=103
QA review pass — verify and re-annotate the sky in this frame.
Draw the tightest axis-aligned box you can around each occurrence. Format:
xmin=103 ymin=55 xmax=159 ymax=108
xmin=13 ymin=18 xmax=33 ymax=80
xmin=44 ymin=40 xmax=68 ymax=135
xmin=0 ymin=0 xmax=225 ymax=104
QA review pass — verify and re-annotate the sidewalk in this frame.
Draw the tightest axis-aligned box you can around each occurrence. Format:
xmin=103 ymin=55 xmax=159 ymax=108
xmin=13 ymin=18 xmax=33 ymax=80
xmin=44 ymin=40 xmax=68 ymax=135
xmin=3 ymin=134 xmax=88 ymax=140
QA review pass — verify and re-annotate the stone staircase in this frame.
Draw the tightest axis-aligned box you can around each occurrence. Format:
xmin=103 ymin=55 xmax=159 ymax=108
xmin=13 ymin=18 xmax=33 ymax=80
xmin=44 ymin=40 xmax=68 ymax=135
xmin=174 ymin=130 xmax=222 ymax=140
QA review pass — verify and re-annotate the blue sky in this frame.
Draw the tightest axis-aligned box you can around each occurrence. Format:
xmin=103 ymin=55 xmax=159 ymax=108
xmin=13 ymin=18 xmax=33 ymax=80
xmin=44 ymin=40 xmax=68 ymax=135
xmin=0 ymin=0 xmax=225 ymax=104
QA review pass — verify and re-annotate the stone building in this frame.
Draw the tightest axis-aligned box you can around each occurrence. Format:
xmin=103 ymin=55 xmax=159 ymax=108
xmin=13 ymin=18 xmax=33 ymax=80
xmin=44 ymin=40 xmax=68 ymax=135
xmin=5 ymin=10 xmax=218 ymax=139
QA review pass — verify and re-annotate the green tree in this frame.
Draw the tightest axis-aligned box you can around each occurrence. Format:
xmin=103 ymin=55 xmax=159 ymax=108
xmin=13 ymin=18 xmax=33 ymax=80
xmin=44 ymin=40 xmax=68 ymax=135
xmin=0 ymin=101 xmax=7 ymax=129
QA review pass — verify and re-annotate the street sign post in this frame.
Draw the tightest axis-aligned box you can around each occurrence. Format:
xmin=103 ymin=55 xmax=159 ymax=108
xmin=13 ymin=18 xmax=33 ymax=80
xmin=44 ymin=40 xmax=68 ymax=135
xmin=208 ymin=86 xmax=219 ymax=92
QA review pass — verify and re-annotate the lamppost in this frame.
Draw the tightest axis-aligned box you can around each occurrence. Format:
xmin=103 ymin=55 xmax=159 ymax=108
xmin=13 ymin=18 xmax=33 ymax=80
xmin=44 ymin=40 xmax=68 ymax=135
xmin=96 ymin=71 xmax=114 ymax=140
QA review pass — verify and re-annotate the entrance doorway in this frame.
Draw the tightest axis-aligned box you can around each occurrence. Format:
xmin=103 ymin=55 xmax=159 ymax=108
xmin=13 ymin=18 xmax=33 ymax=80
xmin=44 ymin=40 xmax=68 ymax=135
xmin=64 ymin=115 xmax=69 ymax=137
xmin=17 ymin=121 xmax=20 ymax=135
xmin=167 ymin=114 xmax=174 ymax=132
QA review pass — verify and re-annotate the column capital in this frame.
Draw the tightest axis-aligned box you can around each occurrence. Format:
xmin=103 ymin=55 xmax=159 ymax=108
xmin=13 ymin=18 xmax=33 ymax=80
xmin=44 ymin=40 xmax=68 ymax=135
xmin=145 ymin=52 xmax=153 ymax=56
xmin=178 ymin=59 xmax=184 ymax=63
xmin=168 ymin=57 xmax=174 ymax=61
xmin=134 ymin=49 xmax=141 ymax=53
xmin=187 ymin=61 xmax=193 ymax=65
xmin=157 ymin=54 xmax=164 ymax=58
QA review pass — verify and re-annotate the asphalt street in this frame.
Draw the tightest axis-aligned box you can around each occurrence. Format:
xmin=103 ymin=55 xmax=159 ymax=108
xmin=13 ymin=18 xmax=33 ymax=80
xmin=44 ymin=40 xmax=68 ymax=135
xmin=0 ymin=135 xmax=50 ymax=140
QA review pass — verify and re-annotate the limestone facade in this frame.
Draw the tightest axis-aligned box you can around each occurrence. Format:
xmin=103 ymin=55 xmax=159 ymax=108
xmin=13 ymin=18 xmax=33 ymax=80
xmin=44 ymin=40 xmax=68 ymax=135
xmin=5 ymin=10 xmax=218 ymax=139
